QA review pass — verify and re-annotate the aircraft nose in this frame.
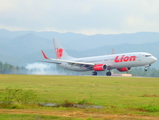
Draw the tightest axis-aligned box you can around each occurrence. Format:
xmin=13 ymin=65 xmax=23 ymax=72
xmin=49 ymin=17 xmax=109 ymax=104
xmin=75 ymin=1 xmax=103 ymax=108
xmin=153 ymin=56 xmax=157 ymax=62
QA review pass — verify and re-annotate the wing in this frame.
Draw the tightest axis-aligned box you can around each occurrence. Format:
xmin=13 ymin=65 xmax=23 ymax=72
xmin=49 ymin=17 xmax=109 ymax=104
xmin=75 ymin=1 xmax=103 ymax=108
xmin=41 ymin=50 xmax=95 ymax=68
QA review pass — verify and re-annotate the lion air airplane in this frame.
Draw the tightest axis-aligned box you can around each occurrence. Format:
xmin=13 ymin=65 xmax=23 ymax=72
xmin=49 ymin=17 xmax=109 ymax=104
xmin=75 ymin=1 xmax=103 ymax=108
xmin=40 ymin=39 xmax=157 ymax=76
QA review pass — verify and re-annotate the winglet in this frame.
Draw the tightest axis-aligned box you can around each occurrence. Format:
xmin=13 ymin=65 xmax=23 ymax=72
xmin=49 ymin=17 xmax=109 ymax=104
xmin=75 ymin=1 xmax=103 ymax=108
xmin=41 ymin=50 xmax=49 ymax=59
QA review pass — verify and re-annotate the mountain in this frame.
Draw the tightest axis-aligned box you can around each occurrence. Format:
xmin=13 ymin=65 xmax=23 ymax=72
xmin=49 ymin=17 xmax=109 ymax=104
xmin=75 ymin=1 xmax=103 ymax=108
xmin=1 ymin=29 xmax=159 ymax=50
xmin=0 ymin=33 xmax=52 ymax=56
xmin=0 ymin=29 xmax=158 ymax=69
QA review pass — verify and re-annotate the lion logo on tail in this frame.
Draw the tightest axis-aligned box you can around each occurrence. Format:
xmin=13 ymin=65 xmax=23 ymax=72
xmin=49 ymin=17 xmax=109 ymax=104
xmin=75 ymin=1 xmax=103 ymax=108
xmin=56 ymin=48 xmax=63 ymax=59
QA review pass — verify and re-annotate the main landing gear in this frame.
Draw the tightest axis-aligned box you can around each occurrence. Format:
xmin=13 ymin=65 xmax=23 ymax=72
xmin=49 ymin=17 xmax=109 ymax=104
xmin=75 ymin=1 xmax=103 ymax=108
xmin=92 ymin=71 xmax=97 ymax=76
xmin=106 ymin=71 xmax=111 ymax=76
xmin=92 ymin=71 xmax=112 ymax=76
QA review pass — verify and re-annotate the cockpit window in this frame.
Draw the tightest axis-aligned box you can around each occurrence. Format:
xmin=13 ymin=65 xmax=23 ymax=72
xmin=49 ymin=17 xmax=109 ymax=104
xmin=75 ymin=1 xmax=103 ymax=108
xmin=145 ymin=55 xmax=151 ymax=57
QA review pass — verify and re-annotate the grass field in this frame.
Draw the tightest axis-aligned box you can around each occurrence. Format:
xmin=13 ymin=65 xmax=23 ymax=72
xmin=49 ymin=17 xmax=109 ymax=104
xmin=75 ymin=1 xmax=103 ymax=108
xmin=0 ymin=74 xmax=159 ymax=119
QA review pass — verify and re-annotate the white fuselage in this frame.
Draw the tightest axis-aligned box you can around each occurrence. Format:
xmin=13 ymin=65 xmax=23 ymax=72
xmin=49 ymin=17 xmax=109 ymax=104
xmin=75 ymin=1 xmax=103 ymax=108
xmin=58 ymin=52 xmax=157 ymax=71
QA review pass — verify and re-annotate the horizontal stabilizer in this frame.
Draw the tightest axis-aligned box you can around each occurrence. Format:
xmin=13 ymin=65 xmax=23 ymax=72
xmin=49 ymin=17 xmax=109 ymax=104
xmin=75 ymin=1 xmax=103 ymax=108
xmin=37 ymin=60 xmax=61 ymax=64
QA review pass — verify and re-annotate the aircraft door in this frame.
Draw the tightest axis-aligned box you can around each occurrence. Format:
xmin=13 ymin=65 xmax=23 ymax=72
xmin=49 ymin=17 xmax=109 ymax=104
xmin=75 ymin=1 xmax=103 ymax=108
xmin=138 ymin=55 xmax=141 ymax=61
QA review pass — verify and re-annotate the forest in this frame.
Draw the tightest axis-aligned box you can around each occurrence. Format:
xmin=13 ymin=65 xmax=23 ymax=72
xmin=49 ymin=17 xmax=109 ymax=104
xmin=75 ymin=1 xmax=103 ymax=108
xmin=0 ymin=61 xmax=159 ymax=77
xmin=0 ymin=61 xmax=26 ymax=74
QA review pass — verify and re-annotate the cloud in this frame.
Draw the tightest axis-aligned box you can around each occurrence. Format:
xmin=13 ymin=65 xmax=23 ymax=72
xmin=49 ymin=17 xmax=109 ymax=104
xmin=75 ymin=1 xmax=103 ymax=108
xmin=0 ymin=0 xmax=159 ymax=35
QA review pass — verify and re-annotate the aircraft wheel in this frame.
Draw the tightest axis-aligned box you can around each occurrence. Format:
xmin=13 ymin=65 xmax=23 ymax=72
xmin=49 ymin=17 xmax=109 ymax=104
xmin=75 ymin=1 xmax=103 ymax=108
xmin=144 ymin=68 xmax=148 ymax=72
xmin=92 ymin=71 xmax=97 ymax=76
xmin=106 ymin=72 xmax=111 ymax=76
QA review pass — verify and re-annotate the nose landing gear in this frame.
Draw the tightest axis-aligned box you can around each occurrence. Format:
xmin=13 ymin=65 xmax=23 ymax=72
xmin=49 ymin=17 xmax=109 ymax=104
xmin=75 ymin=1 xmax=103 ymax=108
xmin=144 ymin=67 xmax=148 ymax=72
xmin=144 ymin=64 xmax=151 ymax=72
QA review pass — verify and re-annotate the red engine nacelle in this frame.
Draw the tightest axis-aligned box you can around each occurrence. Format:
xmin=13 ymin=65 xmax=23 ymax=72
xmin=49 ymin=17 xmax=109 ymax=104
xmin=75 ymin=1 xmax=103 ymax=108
xmin=117 ymin=67 xmax=131 ymax=72
xmin=93 ymin=64 xmax=106 ymax=71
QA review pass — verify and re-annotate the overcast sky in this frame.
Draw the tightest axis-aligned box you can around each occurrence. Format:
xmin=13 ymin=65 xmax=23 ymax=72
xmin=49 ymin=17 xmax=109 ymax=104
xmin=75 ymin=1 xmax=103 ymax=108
xmin=0 ymin=0 xmax=159 ymax=35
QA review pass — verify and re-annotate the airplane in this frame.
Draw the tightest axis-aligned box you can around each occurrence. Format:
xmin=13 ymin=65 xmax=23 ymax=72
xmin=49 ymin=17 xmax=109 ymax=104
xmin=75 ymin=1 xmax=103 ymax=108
xmin=40 ymin=39 xmax=157 ymax=76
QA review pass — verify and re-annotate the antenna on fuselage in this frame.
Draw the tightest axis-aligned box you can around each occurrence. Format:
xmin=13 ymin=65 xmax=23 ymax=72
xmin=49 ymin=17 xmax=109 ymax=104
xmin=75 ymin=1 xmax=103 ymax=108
xmin=112 ymin=48 xmax=114 ymax=54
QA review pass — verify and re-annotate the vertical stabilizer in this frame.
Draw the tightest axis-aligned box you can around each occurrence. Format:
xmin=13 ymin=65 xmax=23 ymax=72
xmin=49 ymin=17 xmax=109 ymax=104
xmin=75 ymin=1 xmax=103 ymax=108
xmin=53 ymin=39 xmax=73 ymax=60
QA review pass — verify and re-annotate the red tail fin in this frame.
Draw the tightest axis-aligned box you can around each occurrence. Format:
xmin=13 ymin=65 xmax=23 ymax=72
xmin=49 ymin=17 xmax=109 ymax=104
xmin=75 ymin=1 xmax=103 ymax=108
xmin=53 ymin=39 xmax=73 ymax=59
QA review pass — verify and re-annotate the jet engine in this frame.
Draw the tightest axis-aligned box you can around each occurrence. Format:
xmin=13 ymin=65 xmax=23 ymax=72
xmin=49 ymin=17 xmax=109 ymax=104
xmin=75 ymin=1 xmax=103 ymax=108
xmin=117 ymin=67 xmax=131 ymax=72
xmin=93 ymin=64 xmax=107 ymax=71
